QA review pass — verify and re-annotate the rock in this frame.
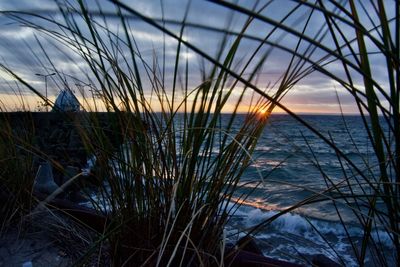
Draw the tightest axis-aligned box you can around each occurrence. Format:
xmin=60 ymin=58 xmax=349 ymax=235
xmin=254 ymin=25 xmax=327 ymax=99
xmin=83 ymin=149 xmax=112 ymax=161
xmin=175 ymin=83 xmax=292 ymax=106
xmin=225 ymin=250 xmax=303 ymax=267
xmin=22 ymin=261 xmax=33 ymax=267
xmin=68 ymin=131 xmax=82 ymax=149
xmin=61 ymin=165 xmax=79 ymax=186
xmin=67 ymin=191 xmax=88 ymax=202
xmin=32 ymin=190 xmax=108 ymax=234
xmin=312 ymin=254 xmax=341 ymax=267
xmin=227 ymin=236 xmax=306 ymax=267
xmin=34 ymin=161 xmax=60 ymax=195
xmin=236 ymin=235 xmax=264 ymax=256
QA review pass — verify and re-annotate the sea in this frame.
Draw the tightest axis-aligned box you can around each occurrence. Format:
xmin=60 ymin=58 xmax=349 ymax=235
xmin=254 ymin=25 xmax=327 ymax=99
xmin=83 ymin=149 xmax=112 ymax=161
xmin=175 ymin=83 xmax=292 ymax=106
xmin=83 ymin=114 xmax=395 ymax=266
xmin=225 ymin=114 xmax=395 ymax=266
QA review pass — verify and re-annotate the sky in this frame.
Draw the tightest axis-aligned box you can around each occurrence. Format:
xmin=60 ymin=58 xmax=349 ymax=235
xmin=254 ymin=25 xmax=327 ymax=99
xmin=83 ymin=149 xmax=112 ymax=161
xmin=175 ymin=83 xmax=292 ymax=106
xmin=0 ymin=0 xmax=394 ymax=114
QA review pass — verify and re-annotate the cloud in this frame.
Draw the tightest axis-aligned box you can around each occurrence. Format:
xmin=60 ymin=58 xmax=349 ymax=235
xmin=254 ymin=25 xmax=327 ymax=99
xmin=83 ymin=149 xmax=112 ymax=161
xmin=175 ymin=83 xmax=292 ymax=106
xmin=0 ymin=0 xmax=393 ymax=114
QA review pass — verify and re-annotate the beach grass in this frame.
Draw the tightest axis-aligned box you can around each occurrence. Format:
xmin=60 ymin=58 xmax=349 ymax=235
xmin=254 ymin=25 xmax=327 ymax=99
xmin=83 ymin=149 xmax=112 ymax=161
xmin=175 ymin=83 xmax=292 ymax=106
xmin=0 ymin=112 xmax=36 ymax=232
xmin=0 ymin=0 xmax=399 ymax=266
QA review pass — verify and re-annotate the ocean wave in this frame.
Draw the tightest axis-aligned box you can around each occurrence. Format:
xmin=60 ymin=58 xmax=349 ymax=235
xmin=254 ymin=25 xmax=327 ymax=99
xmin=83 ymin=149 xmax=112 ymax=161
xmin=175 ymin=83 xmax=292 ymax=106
xmin=227 ymin=203 xmax=395 ymax=266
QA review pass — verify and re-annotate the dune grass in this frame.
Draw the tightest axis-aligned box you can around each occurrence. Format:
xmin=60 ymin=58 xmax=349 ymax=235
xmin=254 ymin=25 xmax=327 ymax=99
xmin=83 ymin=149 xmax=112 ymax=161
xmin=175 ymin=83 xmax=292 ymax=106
xmin=1 ymin=1 xmax=308 ymax=265
xmin=0 ymin=112 xmax=35 ymax=232
xmin=211 ymin=1 xmax=399 ymax=265
xmin=0 ymin=0 xmax=398 ymax=266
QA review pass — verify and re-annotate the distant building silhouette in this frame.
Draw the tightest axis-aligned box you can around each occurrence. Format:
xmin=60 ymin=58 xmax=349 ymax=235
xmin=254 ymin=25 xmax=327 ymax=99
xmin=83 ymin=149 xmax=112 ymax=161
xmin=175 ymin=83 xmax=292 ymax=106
xmin=53 ymin=89 xmax=80 ymax=112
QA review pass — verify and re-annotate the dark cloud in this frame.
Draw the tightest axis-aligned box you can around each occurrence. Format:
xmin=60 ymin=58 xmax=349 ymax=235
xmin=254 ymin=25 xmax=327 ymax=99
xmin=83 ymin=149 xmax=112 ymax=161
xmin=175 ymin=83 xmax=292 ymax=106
xmin=0 ymin=0 xmax=393 ymax=113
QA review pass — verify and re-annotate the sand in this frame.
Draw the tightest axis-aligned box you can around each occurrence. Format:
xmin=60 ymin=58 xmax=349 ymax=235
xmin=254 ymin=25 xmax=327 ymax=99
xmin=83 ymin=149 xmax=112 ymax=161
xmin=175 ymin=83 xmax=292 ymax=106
xmin=0 ymin=226 xmax=71 ymax=267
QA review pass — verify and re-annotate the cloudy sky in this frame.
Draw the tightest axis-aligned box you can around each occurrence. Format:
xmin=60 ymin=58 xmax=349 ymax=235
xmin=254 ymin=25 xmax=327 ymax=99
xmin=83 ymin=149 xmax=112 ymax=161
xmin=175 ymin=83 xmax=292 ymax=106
xmin=0 ymin=0 xmax=394 ymax=113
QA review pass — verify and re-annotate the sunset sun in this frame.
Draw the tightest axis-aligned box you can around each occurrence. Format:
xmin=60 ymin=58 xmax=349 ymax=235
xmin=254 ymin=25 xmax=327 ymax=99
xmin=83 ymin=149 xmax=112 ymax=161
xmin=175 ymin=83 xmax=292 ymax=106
xmin=257 ymin=107 xmax=270 ymax=118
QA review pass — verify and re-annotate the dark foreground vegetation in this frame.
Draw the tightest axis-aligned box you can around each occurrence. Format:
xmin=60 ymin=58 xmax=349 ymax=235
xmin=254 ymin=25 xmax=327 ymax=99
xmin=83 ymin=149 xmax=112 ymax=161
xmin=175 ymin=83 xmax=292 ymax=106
xmin=0 ymin=1 xmax=399 ymax=266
